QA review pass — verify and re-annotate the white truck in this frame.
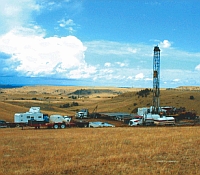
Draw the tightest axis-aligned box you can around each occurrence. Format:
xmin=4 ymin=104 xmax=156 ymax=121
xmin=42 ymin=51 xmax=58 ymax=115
xmin=75 ymin=109 xmax=89 ymax=119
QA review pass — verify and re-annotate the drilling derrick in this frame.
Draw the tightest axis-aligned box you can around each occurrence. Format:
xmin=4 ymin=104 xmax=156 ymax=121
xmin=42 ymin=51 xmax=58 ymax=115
xmin=152 ymin=46 xmax=160 ymax=114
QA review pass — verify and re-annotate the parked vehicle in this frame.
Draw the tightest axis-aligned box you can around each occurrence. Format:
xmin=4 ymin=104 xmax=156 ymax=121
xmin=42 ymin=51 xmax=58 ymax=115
xmin=129 ymin=118 xmax=143 ymax=126
xmin=28 ymin=114 xmax=74 ymax=129
xmin=75 ymin=109 xmax=89 ymax=119
xmin=89 ymin=122 xmax=115 ymax=128
xmin=75 ymin=106 xmax=100 ymax=119
xmin=0 ymin=120 xmax=7 ymax=128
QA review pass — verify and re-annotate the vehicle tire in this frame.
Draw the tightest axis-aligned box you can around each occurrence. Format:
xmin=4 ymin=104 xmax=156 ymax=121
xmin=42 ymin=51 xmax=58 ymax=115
xmin=53 ymin=124 xmax=59 ymax=129
xmin=60 ymin=124 xmax=66 ymax=129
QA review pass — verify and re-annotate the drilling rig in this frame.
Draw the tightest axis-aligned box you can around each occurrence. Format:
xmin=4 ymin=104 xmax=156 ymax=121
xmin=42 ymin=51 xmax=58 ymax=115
xmin=152 ymin=46 xmax=160 ymax=114
xmin=133 ymin=46 xmax=175 ymax=125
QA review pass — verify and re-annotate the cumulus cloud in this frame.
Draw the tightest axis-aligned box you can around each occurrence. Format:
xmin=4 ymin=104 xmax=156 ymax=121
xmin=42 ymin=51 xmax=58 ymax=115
xmin=195 ymin=64 xmax=200 ymax=71
xmin=159 ymin=40 xmax=171 ymax=48
xmin=0 ymin=28 xmax=96 ymax=79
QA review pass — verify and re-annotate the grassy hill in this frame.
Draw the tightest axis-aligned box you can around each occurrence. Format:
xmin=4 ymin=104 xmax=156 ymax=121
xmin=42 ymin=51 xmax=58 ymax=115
xmin=0 ymin=86 xmax=199 ymax=122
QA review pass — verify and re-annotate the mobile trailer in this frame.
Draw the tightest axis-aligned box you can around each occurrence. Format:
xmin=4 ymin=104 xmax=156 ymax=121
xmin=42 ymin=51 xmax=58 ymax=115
xmin=14 ymin=112 xmax=44 ymax=123
xmin=7 ymin=107 xmax=48 ymax=127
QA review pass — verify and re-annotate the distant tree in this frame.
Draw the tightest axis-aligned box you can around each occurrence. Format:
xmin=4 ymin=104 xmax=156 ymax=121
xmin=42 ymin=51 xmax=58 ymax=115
xmin=60 ymin=103 xmax=70 ymax=108
xmin=71 ymin=102 xmax=79 ymax=106
xmin=136 ymin=88 xmax=151 ymax=98
xmin=72 ymin=96 xmax=77 ymax=99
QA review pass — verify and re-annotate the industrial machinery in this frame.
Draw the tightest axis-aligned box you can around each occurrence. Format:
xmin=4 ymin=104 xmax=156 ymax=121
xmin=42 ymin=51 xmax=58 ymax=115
xmin=152 ymin=46 xmax=160 ymax=114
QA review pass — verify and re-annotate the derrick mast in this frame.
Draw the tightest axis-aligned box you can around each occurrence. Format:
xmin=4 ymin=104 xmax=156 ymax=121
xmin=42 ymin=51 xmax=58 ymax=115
xmin=152 ymin=46 xmax=160 ymax=114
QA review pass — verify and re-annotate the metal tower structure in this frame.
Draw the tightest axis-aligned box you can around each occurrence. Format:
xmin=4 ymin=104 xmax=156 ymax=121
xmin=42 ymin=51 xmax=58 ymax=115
xmin=152 ymin=46 xmax=160 ymax=114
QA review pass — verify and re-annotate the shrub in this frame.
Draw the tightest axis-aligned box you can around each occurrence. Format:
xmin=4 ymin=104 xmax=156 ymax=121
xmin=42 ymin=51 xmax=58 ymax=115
xmin=60 ymin=103 xmax=70 ymax=108
xmin=189 ymin=95 xmax=194 ymax=100
xmin=71 ymin=102 xmax=79 ymax=106
xmin=60 ymin=102 xmax=79 ymax=108
xmin=136 ymin=88 xmax=151 ymax=98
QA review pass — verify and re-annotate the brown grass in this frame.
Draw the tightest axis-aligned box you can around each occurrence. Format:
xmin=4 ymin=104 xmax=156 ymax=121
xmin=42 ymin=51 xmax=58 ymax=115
xmin=1 ymin=126 xmax=200 ymax=175
xmin=0 ymin=86 xmax=200 ymax=174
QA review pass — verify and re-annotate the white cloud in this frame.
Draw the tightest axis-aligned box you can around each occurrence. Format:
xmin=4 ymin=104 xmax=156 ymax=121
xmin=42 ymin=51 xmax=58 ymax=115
xmin=69 ymin=65 xmax=96 ymax=79
xmin=58 ymin=19 xmax=75 ymax=28
xmin=0 ymin=28 xmax=96 ymax=79
xmin=159 ymin=40 xmax=171 ymax=48
xmin=58 ymin=18 xmax=78 ymax=34
xmin=173 ymin=78 xmax=180 ymax=82
xmin=195 ymin=64 xmax=200 ymax=71
xmin=135 ymin=73 xmax=144 ymax=80
xmin=116 ymin=62 xmax=126 ymax=67
xmin=0 ymin=0 xmax=40 ymax=33
xmin=84 ymin=41 xmax=141 ymax=56
xmin=127 ymin=47 xmax=137 ymax=53
xmin=104 ymin=62 xmax=111 ymax=67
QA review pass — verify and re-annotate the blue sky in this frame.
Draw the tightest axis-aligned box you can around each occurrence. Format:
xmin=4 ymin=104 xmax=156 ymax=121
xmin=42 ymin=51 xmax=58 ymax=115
xmin=0 ymin=0 xmax=199 ymax=88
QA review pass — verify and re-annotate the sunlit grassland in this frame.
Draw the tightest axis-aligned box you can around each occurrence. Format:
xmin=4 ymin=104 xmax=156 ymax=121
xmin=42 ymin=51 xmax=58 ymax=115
xmin=1 ymin=86 xmax=200 ymax=123
xmin=1 ymin=126 xmax=199 ymax=175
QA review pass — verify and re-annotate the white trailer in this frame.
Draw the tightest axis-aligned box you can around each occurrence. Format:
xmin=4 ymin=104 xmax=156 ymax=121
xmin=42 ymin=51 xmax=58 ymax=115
xmin=14 ymin=112 xmax=44 ymax=123
xmin=6 ymin=107 xmax=47 ymax=127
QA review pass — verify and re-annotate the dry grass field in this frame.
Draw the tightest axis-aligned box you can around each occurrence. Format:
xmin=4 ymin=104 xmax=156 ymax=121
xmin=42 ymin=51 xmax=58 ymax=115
xmin=1 ymin=127 xmax=200 ymax=175
xmin=0 ymin=85 xmax=200 ymax=122
xmin=0 ymin=86 xmax=200 ymax=175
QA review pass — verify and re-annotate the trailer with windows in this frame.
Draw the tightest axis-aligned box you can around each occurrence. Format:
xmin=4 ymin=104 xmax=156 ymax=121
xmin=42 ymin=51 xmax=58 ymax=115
xmin=7 ymin=107 xmax=48 ymax=127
